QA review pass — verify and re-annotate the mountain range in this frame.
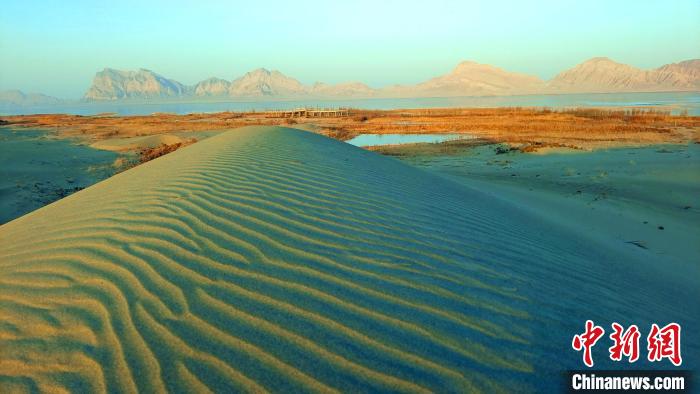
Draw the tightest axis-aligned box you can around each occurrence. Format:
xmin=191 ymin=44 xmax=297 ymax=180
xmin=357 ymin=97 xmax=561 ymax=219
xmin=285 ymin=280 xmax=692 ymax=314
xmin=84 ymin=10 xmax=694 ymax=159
xmin=0 ymin=90 xmax=62 ymax=105
xmin=547 ymin=58 xmax=700 ymax=93
xmin=81 ymin=67 xmax=376 ymax=100
xmin=3 ymin=57 xmax=699 ymax=104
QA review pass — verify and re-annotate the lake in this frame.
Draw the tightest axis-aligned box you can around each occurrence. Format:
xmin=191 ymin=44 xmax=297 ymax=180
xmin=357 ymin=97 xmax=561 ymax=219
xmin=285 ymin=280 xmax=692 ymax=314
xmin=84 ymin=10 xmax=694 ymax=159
xmin=346 ymin=133 xmax=473 ymax=146
xmin=2 ymin=91 xmax=698 ymax=116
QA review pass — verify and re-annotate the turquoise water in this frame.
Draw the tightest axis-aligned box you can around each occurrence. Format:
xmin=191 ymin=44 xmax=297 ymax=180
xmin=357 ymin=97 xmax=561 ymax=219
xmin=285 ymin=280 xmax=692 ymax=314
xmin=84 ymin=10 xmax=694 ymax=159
xmin=2 ymin=91 xmax=698 ymax=116
xmin=346 ymin=133 xmax=473 ymax=146
xmin=0 ymin=128 xmax=119 ymax=224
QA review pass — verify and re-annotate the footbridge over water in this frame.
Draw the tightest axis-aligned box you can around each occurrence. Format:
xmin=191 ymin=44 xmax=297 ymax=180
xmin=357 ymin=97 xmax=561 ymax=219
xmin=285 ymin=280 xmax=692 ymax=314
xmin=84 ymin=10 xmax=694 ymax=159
xmin=274 ymin=107 xmax=350 ymax=118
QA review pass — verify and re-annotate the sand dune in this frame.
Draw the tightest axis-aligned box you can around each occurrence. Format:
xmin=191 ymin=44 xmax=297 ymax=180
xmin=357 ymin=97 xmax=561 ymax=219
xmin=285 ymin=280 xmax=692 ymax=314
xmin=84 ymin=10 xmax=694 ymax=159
xmin=90 ymin=134 xmax=190 ymax=152
xmin=1 ymin=126 xmax=697 ymax=392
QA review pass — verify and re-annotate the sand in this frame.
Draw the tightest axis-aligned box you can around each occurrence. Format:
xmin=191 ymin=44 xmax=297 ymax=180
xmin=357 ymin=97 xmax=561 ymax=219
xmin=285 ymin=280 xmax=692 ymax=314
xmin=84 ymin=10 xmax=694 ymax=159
xmin=90 ymin=134 xmax=190 ymax=152
xmin=89 ymin=131 xmax=227 ymax=153
xmin=0 ymin=126 xmax=697 ymax=392
xmin=0 ymin=128 xmax=118 ymax=224
xmin=393 ymin=143 xmax=700 ymax=272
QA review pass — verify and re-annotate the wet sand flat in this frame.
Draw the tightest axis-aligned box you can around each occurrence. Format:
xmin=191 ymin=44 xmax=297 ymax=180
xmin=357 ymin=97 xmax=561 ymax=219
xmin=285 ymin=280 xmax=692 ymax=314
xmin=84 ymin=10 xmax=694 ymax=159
xmin=0 ymin=128 xmax=118 ymax=224
xmin=393 ymin=143 xmax=700 ymax=270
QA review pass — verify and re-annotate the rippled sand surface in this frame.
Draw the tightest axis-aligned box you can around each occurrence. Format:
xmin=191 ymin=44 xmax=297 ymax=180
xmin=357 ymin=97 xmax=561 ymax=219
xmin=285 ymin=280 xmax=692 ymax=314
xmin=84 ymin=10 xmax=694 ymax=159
xmin=1 ymin=126 xmax=697 ymax=392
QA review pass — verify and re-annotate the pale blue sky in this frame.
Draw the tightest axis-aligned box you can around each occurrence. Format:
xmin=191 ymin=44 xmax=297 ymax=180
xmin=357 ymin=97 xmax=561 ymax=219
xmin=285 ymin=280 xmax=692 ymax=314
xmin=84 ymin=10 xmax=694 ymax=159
xmin=1 ymin=0 xmax=699 ymax=98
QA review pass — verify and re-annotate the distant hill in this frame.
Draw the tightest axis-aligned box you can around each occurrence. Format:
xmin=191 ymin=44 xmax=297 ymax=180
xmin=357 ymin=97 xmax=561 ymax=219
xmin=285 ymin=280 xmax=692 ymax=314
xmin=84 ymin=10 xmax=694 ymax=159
xmin=653 ymin=59 xmax=700 ymax=90
xmin=84 ymin=68 xmax=190 ymax=100
xmin=9 ymin=58 xmax=699 ymax=102
xmin=0 ymin=90 xmax=61 ymax=105
xmin=382 ymin=61 xmax=545 ymax=97
xmin=193 ymin=77 xmax=231 ymax=97
xmin=310 ymin=81 xmax=376 ymax=97
xmin=227 ymin=68 xmax=306 ymax=96
xmin=547 ymin=57 xmax=700 ymax=93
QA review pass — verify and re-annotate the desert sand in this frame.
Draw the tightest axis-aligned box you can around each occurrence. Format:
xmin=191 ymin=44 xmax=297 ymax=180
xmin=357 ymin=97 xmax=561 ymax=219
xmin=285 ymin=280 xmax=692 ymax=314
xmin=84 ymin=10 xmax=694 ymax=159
xmin=89 ymin=134 xmax=191 ymax=152
xmin=0 ymin=126 xmax=697 ymax=392
xmin=381 ymin=142 xmax=700 ymax=272
xmin=0 ymin=128 xmax=119 ymax=224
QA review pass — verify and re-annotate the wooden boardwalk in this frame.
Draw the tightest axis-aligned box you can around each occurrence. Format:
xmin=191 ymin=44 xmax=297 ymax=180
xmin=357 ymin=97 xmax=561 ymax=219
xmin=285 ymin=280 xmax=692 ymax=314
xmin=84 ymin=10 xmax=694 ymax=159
xmin=272 ymin=107 xmax=350 ymax=118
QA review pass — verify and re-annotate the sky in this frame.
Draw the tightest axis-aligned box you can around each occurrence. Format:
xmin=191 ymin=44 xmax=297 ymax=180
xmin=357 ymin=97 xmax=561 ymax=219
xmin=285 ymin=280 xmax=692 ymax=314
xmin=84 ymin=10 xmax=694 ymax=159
xmin=1 ymin=0 xmax=699 ymax=98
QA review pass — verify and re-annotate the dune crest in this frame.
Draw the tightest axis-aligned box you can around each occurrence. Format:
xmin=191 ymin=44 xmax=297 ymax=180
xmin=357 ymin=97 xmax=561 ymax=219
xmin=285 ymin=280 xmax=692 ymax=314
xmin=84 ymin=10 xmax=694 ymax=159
xmin=0 ymin=126 xmax=531 ymax=392
xmin=90 ymin=134 xmax=190 ymax=152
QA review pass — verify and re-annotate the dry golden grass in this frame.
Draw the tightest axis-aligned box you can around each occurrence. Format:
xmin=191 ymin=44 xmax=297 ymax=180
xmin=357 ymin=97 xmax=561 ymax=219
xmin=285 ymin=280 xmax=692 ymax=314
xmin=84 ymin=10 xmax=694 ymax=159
xmin=2 ymin=107 xmax=698 ymax=150
xmin=138 ymin=139 xmax=195 ymax=162
xmin=328 ymin=107 xmax=700 ymax=149
xmin=0 ymin=112 xmax=275 ymax=140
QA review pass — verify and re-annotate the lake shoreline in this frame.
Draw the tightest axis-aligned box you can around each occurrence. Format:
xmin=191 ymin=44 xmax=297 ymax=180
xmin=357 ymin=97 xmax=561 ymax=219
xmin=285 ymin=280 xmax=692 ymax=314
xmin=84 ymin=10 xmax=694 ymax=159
xmin=2 ymin=91 xmax=699 ymax=116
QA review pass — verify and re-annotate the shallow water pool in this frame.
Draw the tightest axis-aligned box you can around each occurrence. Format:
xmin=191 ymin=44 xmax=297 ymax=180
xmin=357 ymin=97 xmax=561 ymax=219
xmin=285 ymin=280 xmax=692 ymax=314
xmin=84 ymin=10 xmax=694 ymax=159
xmin=346 ymin=133 xmax=474 ymax=146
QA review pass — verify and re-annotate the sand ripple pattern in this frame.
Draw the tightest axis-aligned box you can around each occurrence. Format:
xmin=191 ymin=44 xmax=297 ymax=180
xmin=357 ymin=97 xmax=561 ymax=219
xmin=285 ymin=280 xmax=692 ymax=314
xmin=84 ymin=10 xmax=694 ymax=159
xmin=1 ymin=126 xmax=605 ymax=392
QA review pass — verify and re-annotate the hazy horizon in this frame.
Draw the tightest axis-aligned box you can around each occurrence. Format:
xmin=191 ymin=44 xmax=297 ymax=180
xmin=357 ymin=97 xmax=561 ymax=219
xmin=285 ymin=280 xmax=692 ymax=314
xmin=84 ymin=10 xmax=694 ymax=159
xmin=2 ymin=0 xmax=699 ymax=99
